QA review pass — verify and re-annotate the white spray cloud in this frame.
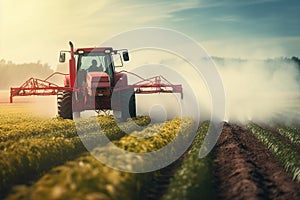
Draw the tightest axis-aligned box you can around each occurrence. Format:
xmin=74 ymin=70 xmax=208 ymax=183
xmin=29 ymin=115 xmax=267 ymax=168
xmin=124 ymin=49 xmax=300 ymax=125
xmin=216 ymin=58 xmax=300 ymax=125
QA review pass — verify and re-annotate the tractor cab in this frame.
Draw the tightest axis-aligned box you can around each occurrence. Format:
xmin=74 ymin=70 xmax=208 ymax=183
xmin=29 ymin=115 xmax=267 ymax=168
xmin=59 ymin=43 xmax=129 ymax=89
xmin=75 ymin=49 xmax=115 ymax=88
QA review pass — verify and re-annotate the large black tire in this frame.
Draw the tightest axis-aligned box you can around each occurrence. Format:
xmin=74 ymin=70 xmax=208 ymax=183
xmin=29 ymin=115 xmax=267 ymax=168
xmin=120 ymin=89 xmax=136 ymax=121
xmin=57 ymin=90 xmax=73 ymax=119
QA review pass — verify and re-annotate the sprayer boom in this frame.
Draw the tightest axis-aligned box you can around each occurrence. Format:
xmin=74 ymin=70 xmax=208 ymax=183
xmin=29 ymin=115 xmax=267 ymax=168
xmin=10 ymin=42 xmax=183 ymax=121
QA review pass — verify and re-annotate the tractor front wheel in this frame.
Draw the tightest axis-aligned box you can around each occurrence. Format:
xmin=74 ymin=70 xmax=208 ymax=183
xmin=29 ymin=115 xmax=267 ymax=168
xmin=120 ymin=89 xmax=136 ymax=121
xmin=57 ymin=90 xmax=73 ymax=119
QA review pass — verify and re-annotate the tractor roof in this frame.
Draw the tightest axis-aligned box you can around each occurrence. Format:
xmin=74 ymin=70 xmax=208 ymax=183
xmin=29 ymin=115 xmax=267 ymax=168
xmin=75 ymin=47 xmax=113 ymax=54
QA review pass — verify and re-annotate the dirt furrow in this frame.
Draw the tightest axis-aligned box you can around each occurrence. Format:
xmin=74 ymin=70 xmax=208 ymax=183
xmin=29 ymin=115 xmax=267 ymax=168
xmin=212 ymin=123 xmax=300 ymax=200
xmin=141 ymin=158 xmax=183 ymax=200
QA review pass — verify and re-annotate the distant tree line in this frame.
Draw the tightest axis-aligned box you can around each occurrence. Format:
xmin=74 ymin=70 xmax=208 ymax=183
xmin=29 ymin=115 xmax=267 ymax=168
xmin=212 ymin=56 xmax=300 ymax=70
xmin=0 ymin=56 xmax=299 ymax=90
xmin=0 ymin=60 xmax=59 ymax=90
xmin=291 ymin=56 xmax=300 ymax=68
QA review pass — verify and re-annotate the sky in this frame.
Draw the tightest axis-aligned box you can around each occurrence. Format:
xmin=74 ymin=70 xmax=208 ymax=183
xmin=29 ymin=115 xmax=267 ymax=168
xmin=0 ymin=0 xmax=300 ymax=67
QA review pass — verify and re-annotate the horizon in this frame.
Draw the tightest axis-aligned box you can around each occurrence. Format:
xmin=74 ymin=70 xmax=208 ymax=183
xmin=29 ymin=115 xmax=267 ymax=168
xmin=1 ymin=55 xmax=299 ymax=69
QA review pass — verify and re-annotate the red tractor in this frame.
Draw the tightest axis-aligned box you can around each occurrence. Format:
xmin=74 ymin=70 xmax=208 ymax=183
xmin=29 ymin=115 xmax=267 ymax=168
xmin=10 ymin=41 xmax=183 ymax=121
xmin=57 ymin=41 xmax=136 ymax=120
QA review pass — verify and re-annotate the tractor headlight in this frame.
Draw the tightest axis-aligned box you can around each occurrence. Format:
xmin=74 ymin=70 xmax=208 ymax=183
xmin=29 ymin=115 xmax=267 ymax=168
xmin=104 ymin=49 xmax=111 ymax=54
xmin=77 ymin=50 xmax=85 ymax=54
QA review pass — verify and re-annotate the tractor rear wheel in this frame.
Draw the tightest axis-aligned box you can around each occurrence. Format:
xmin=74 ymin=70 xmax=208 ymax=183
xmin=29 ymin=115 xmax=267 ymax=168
xmin=120 ymin=89 xmax=136 ymax=121
xmin=57 ymin=90 xmax=73 ymax=119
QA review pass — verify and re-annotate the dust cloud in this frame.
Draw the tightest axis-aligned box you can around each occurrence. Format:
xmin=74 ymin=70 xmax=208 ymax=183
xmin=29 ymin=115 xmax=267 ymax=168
xmin=28 ymin=96 xmax=57 ymax=118
xmin=0 ymin=90 xmax=57 ymax=118
xmin=126 ymin=49 xmax=300 ymax=126
xmin=216 ymin=58 xmax=300 ymax=125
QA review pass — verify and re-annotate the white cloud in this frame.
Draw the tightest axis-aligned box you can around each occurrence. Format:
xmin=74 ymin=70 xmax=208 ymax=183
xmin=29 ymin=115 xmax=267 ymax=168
xmin=212 ymin=16 xmax=239 ymax=22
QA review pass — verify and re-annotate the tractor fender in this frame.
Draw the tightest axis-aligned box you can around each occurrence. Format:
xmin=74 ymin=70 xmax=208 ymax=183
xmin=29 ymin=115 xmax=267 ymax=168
xmin=114 ymin=72 xmax=128 ymax=87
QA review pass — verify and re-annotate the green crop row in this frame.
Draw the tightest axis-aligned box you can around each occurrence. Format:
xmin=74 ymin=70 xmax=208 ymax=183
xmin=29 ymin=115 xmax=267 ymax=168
xmin=6 ymin=154 xmax=151 ymax=200
xmin=113 ymin=117 xmax=193 ymax=153
xmin=0 ymin=136 xmax=85 ymax=195
xmin=0 ymin=119 xmax=76 ymax=142
xmin=0 ymin=115 xmax=150 ymax=142
xmin=162 ymin=121 xmax=216 ymax=200
xmin=0 ymin=116 xmax=151 ymax=195
xmin=93 ymin=117 xmax=195 ymax=172
xmin=5 ymin=117 xmax=195 ymax=200
xmin=248 ymin=123 xmax=300 ymax=183
xmin=277 ymin=127 xmax=300 ymax=145
xmin=0 ymin=109 xmax=37 ymax=128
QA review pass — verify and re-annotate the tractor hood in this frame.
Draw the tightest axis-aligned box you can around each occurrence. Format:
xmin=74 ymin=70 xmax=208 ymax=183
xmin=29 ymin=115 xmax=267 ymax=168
xmin=86 ymin=72 xmax=110 ymax=88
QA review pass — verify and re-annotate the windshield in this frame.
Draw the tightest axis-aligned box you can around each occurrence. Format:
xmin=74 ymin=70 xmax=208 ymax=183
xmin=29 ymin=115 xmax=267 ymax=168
xmin=77 ymin=52 xmax=112 ymax=72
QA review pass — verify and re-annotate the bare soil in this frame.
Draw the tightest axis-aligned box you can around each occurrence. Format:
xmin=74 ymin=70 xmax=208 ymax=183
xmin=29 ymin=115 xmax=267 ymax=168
xmin=212 ymin=123 xmax=300 ymax=200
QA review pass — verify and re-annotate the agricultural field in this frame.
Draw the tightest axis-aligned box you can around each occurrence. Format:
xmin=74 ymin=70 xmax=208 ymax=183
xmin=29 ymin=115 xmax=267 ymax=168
xmin=0 ymin=103 xmax=300 ymax=200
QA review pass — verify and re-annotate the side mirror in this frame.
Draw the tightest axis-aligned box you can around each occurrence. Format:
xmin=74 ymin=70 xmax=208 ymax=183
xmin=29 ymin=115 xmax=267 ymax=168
xmin=59 ymin=52 xmax=66 ymax=63
xmin=123 ymin=51 xmax=129 ymax=61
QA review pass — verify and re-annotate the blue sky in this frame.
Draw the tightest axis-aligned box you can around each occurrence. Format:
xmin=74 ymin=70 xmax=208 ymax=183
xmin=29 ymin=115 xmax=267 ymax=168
xmin=168 ymin=0 xmax=300 ymax=38
xmin=0 ymin=0 xmax=299 ymax=66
